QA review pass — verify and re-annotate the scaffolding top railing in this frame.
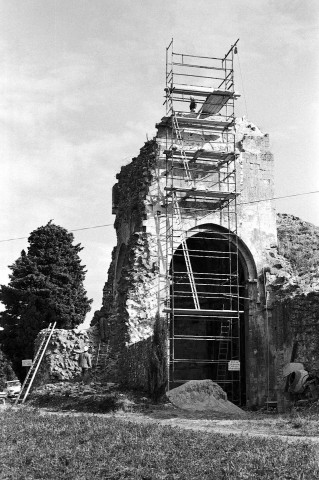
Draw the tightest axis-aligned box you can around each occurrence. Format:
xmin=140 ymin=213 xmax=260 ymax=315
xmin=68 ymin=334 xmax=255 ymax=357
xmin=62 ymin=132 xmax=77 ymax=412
xmin=165 ymin=38 xmax=240 ymax=116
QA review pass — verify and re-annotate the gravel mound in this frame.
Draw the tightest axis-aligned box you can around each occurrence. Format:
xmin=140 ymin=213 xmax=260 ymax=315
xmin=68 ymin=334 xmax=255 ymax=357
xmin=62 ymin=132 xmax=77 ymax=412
xmin=167 ymin=380 xmax=246 ymax=416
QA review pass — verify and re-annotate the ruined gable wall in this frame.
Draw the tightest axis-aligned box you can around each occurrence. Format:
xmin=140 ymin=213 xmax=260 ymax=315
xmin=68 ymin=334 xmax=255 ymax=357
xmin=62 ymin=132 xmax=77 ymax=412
xmin=92 ymin=119 xmax=281 ymax=395
xmin=146 ymin=118 xmax=277 ymax=274
xmin=89 ymin=115 xmax=318 ymax=405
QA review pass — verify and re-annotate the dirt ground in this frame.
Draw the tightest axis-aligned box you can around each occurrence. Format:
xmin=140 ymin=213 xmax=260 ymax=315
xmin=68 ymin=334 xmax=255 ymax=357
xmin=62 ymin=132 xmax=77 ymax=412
xmin=28 ymin=405 xmax=319 ymax=446
xmin=112 ymin=409 xmax=319 ymax=445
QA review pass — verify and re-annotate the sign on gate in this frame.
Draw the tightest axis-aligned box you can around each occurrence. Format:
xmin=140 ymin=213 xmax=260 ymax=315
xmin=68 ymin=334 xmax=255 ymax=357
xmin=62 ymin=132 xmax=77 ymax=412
xmin=228 ymin=360 xmax=240 ymax=371
xmin=22 ymin=359 xmax=33 ymax=367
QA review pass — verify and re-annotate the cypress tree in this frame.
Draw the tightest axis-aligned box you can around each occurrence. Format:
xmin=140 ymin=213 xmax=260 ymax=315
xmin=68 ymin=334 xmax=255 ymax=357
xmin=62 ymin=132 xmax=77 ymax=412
xmin=0 ymin=221 xmax=92 ymax=377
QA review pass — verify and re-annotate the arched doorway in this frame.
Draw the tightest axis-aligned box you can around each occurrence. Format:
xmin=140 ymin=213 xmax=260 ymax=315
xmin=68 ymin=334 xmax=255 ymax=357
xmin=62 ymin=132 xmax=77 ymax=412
xmin=169 ymin=225 xmax=254 ymax=405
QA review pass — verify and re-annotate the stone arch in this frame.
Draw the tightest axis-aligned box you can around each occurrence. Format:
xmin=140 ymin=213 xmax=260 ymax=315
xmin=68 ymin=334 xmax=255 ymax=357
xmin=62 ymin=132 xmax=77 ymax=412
xmin=187 ymin=223 xmax=258 ymax=282
xmin=169 ymin=223 xmax=258 ymax=405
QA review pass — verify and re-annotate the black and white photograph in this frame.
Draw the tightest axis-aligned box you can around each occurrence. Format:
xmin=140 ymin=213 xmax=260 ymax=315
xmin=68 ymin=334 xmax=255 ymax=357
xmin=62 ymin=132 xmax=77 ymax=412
xmin=1 ymin=1 xmax=319 ymax=478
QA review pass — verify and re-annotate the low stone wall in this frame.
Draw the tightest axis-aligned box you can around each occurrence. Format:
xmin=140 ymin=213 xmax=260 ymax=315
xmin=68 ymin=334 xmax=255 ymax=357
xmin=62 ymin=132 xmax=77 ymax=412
xmin=271 ymin=292 xmax=319 ymax=411
xmin=34 ymin=326 xmax=100 ymax=385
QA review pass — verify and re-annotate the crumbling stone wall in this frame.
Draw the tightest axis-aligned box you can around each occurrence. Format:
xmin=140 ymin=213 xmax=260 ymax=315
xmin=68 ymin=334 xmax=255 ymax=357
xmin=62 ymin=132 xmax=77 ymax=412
xmin=277 ymin=213 xmax=319 ymax=289
xmin=36 ymin=116 xmax=319 ymax=411
xmin=98 ymin=231 xmax=158 ymax=389
xmin=268 ymin=214 xmax=319 ymax=410
xmin=34 ymin=326 xmax=100 ymax=385
xmin=91 ymin=117 xmax=280 ymax=399
xmin=91 ymin=141 xmax=159 ymax=388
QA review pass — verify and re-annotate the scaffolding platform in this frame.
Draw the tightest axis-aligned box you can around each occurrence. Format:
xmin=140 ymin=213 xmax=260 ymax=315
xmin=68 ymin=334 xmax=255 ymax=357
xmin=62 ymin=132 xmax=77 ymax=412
xmin=190 ymin=150 xmax=236 ymax=164
xmin=158 ymin=115 xmax=234 ymax=130
xmin=165 ymin=85 xmax=239 ymax=98
xmin=164 ymin=186 xmax=238 ymax=202
xmin=200 ymin=91 xmax=240 ymax=116
xmin=163 ymin=149 xmax=236 ymax=163
xmin=163 ymin=308 xmax=243 ymax=316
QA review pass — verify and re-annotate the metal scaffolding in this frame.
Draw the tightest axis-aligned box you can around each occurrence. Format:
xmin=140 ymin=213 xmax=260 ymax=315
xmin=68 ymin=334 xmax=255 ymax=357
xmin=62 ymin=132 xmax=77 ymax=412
xmin=157 ymin=39 xmax=242 ymax=403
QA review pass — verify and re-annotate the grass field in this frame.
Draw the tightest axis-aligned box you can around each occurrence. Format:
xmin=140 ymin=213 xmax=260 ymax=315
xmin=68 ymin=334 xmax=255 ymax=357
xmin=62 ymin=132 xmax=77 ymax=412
xmin=1 ymin=408 xmax=319 ymax=479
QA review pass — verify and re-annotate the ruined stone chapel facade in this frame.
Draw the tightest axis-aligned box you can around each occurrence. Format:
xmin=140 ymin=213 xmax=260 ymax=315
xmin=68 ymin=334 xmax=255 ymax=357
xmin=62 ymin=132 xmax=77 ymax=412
xmin=91 ymin=42 xmax=319 ymax=409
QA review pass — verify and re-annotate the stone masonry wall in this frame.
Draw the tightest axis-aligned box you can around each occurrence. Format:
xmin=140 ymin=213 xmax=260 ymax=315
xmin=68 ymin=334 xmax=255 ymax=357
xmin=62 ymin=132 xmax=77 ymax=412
xmin=91 ymin=140 xmax=159 ymax=388
xmin=91 ymin=117 xmax=280 ymax=397
xmin=35 ymin=116 xmax=319 ymax=410
xmin=235 ymin=119 xmax=277 ymax=272
xmin=269 ymin=214 xmax=319 ymax=410
xmin=35 ymin=214 xmax=319 ymax=407
xmin=34 ymin=326 xmax=100 ymax=386
xmin=150 ymin=117 xmax=277 ymax=273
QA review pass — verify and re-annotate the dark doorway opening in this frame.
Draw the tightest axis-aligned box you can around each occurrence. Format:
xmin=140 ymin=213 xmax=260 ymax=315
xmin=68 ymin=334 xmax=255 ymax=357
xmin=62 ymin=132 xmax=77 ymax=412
xmin=169 ymin=229 xmax=247 ymax=404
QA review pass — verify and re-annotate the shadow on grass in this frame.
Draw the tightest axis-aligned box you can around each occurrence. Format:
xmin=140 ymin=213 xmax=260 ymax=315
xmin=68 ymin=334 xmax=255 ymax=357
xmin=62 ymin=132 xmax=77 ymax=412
xmin=30 ymin=393 xmax=120 ymax=413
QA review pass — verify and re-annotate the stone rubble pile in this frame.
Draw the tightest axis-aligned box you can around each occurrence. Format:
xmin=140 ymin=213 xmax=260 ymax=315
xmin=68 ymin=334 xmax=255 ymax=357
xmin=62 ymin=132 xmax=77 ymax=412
xmin=33 ymin=381 xmax=116 ymax=397
xmin=31 ymin=380 xmax=140 ymax=412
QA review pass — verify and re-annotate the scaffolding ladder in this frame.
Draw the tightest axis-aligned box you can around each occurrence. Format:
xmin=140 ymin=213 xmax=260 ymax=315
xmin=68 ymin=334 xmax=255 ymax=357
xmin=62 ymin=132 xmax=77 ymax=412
xmin=14 ymin=322 xmax=56 ymax=405
xmin=171 ymin=115 xmax=193 ymax=184
xmin=93 ymin=341 xmax=109 ymax=375
xmin=216 ymin=320 xmax=231 ymax=381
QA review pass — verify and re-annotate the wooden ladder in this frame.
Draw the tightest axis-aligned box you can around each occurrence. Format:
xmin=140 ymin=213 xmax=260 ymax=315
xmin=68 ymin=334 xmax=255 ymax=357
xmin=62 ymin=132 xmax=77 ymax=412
xmin=93 ymin=341 xmax=109 ymax=375
xmin=14 ymin=322 xmax=56 ymax=405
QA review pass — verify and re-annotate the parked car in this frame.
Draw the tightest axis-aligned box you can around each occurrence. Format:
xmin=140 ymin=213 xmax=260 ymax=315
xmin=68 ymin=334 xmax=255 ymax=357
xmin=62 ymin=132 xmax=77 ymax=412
xmin=5 ymin=380 xmax=21 ymax=398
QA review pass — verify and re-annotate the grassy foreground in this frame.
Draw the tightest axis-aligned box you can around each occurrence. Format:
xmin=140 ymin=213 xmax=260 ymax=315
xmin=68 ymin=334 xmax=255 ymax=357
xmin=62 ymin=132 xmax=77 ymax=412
xmin=1 ymin=408 xmax=319 ymax=480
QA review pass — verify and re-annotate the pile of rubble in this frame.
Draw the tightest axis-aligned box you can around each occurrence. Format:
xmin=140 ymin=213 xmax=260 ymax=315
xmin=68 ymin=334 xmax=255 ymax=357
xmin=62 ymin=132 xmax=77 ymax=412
xmin=32 ymin=380 xmax=117 ymax=397
xmin=29 ymin=380 xmax=140 ymax=413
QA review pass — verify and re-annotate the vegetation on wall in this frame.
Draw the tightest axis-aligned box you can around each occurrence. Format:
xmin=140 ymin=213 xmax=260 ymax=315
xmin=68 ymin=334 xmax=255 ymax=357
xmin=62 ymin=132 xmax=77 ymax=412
xmin=0 ymin=347 xmax=16 ymax=389
xmin=277 ymin=213 xmax=319 ymax=276
xmin=0 ymin=221 xmax=92 ymax=378
xmin=148 ymin=312 xmax=168 ymax=401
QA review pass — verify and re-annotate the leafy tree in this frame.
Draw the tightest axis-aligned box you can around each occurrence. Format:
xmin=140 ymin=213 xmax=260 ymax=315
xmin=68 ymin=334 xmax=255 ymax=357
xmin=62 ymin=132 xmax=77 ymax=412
xmin=0 ymin=222 xmax=92 ymax=377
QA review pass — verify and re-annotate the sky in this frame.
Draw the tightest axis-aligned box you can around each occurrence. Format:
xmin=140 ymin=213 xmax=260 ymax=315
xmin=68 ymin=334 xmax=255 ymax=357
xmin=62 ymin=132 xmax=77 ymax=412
xmin=0 ymin=0 xmax=318 ymax=327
